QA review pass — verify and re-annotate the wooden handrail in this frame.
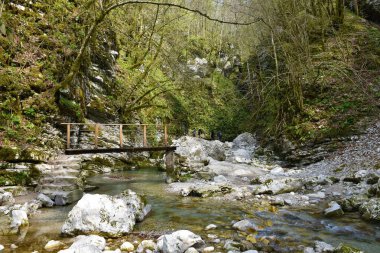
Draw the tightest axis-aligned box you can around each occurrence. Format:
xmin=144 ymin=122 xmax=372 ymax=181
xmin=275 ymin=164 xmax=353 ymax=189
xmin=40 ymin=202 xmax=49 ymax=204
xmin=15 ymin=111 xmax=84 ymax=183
xmin=61 ymin=123 xmax=164 ymax=126
xmin=63 ymin=123 xmax=170 ymax=150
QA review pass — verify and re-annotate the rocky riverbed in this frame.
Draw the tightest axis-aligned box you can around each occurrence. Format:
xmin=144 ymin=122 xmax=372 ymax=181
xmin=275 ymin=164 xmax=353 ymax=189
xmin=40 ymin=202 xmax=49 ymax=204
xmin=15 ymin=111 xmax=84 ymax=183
xmin=1 ymin=123 xmax=380 ymax=252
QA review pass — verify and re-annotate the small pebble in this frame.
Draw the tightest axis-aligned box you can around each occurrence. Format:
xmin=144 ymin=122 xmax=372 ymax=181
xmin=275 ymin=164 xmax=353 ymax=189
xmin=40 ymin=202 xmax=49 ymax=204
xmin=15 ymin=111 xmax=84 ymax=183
xmin=203 ymin=246 xmax=215 ymax=252
xmin=205 ymin=224 xmax=217 ymax=230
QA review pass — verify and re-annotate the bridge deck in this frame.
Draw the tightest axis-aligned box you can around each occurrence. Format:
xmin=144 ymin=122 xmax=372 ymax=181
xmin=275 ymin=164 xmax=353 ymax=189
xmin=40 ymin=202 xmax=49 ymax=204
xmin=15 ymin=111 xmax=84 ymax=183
xmin=65 ymin=146 xmax=176 ymax=155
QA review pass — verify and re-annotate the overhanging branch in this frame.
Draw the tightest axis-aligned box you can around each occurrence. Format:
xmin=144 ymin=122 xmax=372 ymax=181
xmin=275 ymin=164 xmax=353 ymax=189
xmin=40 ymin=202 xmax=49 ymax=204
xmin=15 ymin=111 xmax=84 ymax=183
xmin=105 ymin=1 xmax=262 ymax=25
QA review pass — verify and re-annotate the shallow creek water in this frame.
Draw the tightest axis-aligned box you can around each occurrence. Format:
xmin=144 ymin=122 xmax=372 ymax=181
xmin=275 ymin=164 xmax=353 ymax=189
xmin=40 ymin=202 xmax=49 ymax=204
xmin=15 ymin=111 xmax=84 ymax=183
xmin=1 ymin=168 xmax=380 ymax=252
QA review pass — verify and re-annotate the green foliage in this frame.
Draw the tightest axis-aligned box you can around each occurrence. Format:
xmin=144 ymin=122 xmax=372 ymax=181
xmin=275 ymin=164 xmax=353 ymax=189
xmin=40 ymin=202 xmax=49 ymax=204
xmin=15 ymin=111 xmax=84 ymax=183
xmin=0 ymin=147 xmax=17 ymax=161
xmin=243 ymin=1 xmax=380 ymax=143
xmin=0 ymin=171 xmax=31 ymax=186
xmin=59 ymin=97 xmax=82 ymax=120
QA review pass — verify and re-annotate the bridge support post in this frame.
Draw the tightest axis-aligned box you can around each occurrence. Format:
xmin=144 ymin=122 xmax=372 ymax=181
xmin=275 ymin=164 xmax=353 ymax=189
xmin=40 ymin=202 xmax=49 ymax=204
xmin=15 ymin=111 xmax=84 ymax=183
xmin=165 ymin=150 xmax=176 ymax=181
xmin=66 ymin=124 xmax=71 ymax=149
xmin=164 ymin=124 xmax=168 ymax=145
xmin=143 ymin=125 xmax=147 ymax=147
xmin=119 ymin=125 xmax=123 ymax=147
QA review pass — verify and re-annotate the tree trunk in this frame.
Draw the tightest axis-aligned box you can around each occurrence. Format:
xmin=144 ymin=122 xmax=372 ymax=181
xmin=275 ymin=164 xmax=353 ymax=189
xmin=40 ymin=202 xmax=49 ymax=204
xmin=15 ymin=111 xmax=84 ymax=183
xmin=353 ymin=0 xmax=359 ymax=15
xmin=335 ymin=0 xmax=345 ymax=27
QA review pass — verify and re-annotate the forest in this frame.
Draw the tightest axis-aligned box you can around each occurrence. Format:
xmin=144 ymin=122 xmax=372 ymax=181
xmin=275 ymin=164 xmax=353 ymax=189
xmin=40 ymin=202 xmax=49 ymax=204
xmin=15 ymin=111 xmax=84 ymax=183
xmin=0 ymin=1 xmax=380 ymax=253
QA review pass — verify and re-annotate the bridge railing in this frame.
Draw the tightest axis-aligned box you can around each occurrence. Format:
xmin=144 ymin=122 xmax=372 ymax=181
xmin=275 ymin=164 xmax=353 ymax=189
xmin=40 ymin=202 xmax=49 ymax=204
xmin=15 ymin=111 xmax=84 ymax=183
xmin=61 ymin=123 xmax=169 ymax=150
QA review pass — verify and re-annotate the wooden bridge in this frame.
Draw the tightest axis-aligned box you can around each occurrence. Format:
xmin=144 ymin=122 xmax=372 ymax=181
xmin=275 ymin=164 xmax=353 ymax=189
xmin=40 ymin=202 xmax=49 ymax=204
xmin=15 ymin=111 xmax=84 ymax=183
xmin=63 ymin=123 xmax=176 ymax=154
xmin=62 ymin=123 xmax=176 ymax=171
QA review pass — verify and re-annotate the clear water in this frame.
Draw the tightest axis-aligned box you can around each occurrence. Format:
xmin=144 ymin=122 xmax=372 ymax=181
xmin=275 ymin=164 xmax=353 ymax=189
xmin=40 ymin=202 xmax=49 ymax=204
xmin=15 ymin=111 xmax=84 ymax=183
xmin=1 ymin=168 xmax=379 ymax=252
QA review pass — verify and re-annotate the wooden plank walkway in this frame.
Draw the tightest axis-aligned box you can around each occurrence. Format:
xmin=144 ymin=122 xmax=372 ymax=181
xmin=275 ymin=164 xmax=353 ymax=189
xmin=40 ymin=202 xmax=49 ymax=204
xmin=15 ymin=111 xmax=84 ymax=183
xmin=62 ymin=123 xmax=175 ymax=155
xmin=65 ymin=146 xmax=176 ymax=155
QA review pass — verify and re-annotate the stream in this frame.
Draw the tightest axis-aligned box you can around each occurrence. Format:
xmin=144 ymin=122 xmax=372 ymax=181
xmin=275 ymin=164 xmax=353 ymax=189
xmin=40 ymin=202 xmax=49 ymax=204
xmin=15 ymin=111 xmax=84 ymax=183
xmin=1 ymin=168 xmax=380 ymax=252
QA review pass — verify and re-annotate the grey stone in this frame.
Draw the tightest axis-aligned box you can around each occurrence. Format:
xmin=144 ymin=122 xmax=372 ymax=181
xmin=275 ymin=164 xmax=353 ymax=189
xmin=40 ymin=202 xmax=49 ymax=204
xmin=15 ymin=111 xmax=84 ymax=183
xmin=223 ymin=240 xmax=241 ymax=251
xmin=58 ymin=235 xmax=105 ymax=253
xmin=324 ymin=201 xmax=344 ymax=217
xmin=232 ymin=219 xmax=259 ymax=232
xmin=304 ymin=247 xmax=316 ymax=253
xmin=184 ymin=247 xmax=199 ymax=253
xmin=61 ymin=190 xmax=147 ymax=237
xmin=359 ymin=198 xmax=380 ymax=221
xmin=314 ymin=241 xmax=334 ymax=253
xmin=0 ymin=191 xmax=15 ymax=206
xmin=37 ymin=193 xmax=54 ymax=207
xmin=160 ymin=230 xmax=204 ymax=253
xmin=205 ymin=224 xmax=217 ymax=230
xmin=136 ymin=240 xmax=157 ymax=253
xmin=252 ymin=178 xmax=303 ymax=195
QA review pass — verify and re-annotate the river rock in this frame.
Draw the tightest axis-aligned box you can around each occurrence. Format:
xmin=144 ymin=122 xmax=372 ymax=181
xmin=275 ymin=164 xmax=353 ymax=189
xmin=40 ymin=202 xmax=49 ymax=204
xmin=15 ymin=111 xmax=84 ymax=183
xmin=223 ymin=240 xmax=241 ymax=251
xmin=314 ymin=241 xmax=334 ymax=252
xmin=230 ymin=149 xmax=252 ymax=164
xmin=203 ymin=246 xmax=214 ymax=252
xmin=180 ymin=184 xmax=232 ymax=198
xmin=58 ymin=235 xmax=106 ymax=253
xmin=159 ymin=230 xmax=204 ymax=253
xmin=304 ymin=247 xmax=316 ymax=253
xmin=174 ymin=137 xmax=226 ymax=166
xmin=61 ymin=190 xmax=148 ymax=237
xmin=368 ymin=181 xmax=380 ymax=197
xmin=308 ymin=192 xmax=326 ymax=199
xmin=270 ymin=167 xmax=284 ymax=175
xmin=104 ymin=250 xmax=121 ymax=253
xmin=10 ymin=210 xmax=28 ymax=233
xmin=0 ymin=244 xmax=4 ymax=252
xmin=252 ymin=178 xmax=303 ymax=195
xmin=184 ymin=247 xmax=199 ymax=253
xmin=359 ymin=198 xmax=380 ymax=221
xmin=205 ymin=224 xmax=217 ymax=230
xmin=339 ymin=196 xmax=367 ymax=212
xmin=232 ymin=133 xmax=256 ymax=150
xmin=120 ymin=241 xmax=134 ymax=252
xmin=0 ymin=190 xmax=15 ymax=206
xmin=213 ymin=175 xmax=228 ymax=183
xmin=44 ymin=240 xmax=65 ymax=251
xmin=324 ymin=201 xmax=344 ymax=217
xmin=334 ymin=243 xmax=363 ymax=253
xmin=232 ymin=219 xmax=259 ymax=232
xmin=136 ymin=240 xmax=157 ymax=253
xmin=242 ymin=251 xmax=259 ymax=253
xmin=37 ymin=193 xmax=54 ymax=207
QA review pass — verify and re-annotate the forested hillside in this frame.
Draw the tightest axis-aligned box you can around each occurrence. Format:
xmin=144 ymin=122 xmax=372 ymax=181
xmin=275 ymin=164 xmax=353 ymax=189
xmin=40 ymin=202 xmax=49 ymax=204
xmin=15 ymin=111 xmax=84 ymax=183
xmin=0 ymin=0 xmax=380 ymax=155
xmin=2 ymin=1 xmax=380 ymax=252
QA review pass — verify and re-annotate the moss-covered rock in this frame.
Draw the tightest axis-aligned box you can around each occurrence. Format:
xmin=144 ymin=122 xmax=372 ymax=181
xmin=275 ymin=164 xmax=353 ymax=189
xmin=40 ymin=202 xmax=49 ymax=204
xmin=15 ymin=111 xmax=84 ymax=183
xmin=334 ymin=243 xmax=363 ymax=253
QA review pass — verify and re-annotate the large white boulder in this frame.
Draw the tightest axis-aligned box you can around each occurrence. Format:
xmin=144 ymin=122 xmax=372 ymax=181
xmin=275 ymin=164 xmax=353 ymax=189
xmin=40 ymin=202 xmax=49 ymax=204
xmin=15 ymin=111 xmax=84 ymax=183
xmin=232 ymin=133 xmax=256 ymax=150
xmin=61 ymin=190 xmax=148 ymax=237
xmin=227 ymin=133 xmax=257 ymax=163
xmin=158 ymin=230 xmax=204 ymax=253
xmin=58 ymin=235 xmax=106 ymax=253
xmin=174 ymin=137 xmax=226 ymax=163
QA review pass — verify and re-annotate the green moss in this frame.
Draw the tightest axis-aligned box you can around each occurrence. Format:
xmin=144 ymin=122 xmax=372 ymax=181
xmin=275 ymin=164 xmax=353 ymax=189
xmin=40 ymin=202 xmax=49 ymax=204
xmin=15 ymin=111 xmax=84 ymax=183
xmin=264 ymin=179 xmax=273 ymax=186
xmin=0 ymin=147 xmax=18 ymax=161
xmin=59 ymin=97 xmax=83 ymax=120
xmin=0 ymin=171 xmax=31 ymax=186
xmin=334 ymin=243 xmax=363 ymax=253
